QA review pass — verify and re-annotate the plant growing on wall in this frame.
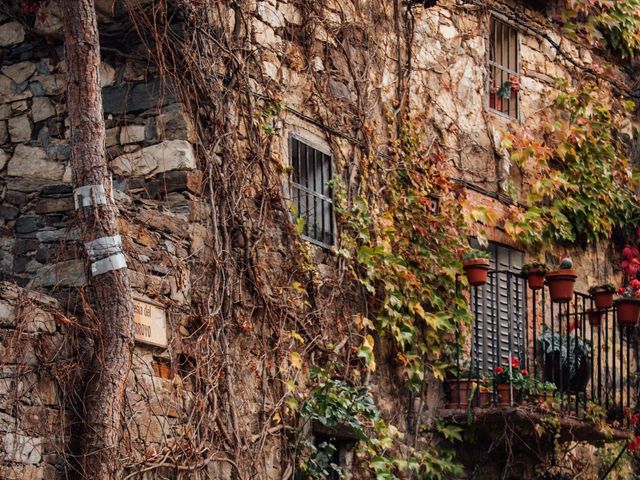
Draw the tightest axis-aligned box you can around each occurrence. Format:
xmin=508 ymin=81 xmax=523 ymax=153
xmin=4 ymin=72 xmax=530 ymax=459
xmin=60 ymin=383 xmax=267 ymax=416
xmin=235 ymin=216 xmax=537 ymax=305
xmin=502 ymin=80 xmax=640 ymax=247
xmin=335 ymin=114 xmax=472 ymax=388
xmin=563 ymin=0 xmax=640 ymax=59
xmin=296 ymin=369 xmax=464 ymax=479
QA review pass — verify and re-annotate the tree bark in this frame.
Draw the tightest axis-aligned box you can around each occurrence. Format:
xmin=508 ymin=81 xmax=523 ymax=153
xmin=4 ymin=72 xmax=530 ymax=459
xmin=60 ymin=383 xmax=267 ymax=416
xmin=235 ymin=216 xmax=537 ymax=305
xmin=61 ymin=1 xmax=135 ymax=478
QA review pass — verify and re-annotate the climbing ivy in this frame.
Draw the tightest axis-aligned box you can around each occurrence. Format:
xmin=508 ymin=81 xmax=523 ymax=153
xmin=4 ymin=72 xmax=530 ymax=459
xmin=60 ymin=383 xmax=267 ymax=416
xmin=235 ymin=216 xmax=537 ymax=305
xmin=335 ymin=115 xmax=472 ymax=388
xmin=502 ymin=80 xmax=640 ymax=247
xmin=564 ymin=0 xmax=640 ymax=59
xmin=296 ymin=368 xmax=464 ymax=479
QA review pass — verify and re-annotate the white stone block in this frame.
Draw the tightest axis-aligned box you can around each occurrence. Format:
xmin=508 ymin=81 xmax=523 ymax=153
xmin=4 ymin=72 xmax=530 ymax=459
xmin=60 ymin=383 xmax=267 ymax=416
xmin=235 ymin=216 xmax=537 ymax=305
xmin=119 ymin=124 xmax=146 ymax=144
xmin=110 ymin=139 xmax=197 ymax=177
xmin=7 ymin=145 xmax=65 ymax=181
xmin=1 ymin=62 xmax=36 ymax=84
xmin=31 ymin=97 xmax=55 ymax=123
xmin=8 ymin=114 xmax=31 ymax=143
xmin=3 ymin=433 xmax=42 ymax=464
xmin=0 ymin=22 xmax=25 ymax=47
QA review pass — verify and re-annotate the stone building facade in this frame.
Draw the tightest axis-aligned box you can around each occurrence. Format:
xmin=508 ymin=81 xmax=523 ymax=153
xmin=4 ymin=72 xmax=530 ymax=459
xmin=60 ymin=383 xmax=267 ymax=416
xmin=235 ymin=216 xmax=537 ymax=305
xmin=0 ymin=0 xmax=637 ymax=478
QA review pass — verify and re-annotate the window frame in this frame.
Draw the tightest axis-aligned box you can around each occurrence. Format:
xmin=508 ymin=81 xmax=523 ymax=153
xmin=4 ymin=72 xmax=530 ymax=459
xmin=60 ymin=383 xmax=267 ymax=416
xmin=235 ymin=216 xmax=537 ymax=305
xmin=288 ymin=133 xmax=336 ymax=249
xmin=486 ymin=15 xmax=521 ymax=121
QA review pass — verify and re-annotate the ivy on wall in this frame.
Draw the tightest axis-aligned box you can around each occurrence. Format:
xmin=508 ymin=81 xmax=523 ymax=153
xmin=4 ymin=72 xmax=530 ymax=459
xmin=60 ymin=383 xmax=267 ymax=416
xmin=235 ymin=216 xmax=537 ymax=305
xmin=335 ymin=115 xmax=472 ymax=388
xmin=564 ymin=0 xmax=640 ymax=59
xmin=295 ymin=368 xmax=463 ymax=479
xmin=502 ymin=80 xmax=639 ymax=247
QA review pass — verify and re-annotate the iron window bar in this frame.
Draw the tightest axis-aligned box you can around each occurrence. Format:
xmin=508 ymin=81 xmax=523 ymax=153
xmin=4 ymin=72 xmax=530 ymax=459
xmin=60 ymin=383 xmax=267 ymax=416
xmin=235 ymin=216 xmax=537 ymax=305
xmin=488 ymin=16 xmax=519 ymax=119
xmin=290 ymin=136 xmax=335 ymax=248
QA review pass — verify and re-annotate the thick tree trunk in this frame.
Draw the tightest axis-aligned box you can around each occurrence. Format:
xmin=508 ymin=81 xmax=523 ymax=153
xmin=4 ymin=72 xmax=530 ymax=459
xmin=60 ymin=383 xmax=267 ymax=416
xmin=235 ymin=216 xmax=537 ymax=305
xmin=61 ymin=0 xmax=135 ymax=478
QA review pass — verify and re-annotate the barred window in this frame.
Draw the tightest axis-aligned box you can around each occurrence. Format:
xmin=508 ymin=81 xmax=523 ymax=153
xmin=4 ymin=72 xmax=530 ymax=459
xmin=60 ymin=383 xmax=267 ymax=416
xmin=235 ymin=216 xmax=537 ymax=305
xmin=488 ymin=17 xmax=519 ymax=119
xmin=290 ymin=136 xmax=334 ymax=247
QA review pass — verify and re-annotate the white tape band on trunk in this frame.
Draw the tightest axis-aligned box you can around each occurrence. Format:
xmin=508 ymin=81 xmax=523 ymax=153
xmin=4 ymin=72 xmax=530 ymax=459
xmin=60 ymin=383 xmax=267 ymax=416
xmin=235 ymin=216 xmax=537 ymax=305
xmin=85 ymin=235 xmax=127 ymax=276
xmin=74 ymin=184 xmax=108 ymax=209
xmin=90 ymin=253 xmax=127 ymax=276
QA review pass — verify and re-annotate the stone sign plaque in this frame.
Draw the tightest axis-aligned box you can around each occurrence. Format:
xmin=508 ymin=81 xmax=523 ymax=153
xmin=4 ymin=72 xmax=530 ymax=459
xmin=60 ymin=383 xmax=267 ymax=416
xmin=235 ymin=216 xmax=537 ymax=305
xmin=133 ymin=297 xmax=168 ymax=348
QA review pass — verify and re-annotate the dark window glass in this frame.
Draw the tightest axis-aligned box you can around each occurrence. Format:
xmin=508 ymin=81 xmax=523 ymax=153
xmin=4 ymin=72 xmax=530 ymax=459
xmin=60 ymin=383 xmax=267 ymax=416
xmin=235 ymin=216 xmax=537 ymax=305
xmin=290 ymin=137 xmax=334 ymax=247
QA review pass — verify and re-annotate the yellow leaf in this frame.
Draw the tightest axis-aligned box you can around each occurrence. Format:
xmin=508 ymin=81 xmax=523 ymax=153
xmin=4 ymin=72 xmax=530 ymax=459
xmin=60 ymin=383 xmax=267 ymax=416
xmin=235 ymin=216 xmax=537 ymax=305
xmin=290 ymin=330 xmax=305 ymax=344
xmin=290 ymin=351 xmax=302 ymax=369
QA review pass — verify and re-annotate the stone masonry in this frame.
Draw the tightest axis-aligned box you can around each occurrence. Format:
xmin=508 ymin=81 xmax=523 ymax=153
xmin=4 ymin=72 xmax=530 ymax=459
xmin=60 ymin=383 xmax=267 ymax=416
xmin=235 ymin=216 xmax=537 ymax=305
xmin=0 ymin=0 xmax=636 ymax=478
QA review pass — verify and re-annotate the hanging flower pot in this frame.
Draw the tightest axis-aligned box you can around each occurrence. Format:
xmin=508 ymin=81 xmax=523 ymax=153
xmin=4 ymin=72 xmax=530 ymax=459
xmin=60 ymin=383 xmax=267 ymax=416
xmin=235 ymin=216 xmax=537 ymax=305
xmin=615 ymin=299 xmax=640 ymax=327
xmin=462 ymin=250 xmax=491 ymax=287
xmin=588 ymin=284 xmax=616 ymax=310
xmin=588 ymin=309 xmax=602 ymax=327
xmin=545 ymin=269 xmax=577 ymax=303
xmin=521 ymin=262 xmax=548 ymax=291
xmin=615 ymin=281 xmax=640 ymax=327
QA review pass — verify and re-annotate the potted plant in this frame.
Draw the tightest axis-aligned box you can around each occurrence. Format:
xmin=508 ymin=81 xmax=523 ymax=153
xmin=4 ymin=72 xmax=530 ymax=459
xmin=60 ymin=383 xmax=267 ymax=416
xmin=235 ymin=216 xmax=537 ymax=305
xmin=538 ymin=330 xmax=591 ymax=392
xmin=530 ymin=379 xmax=556 ymax=404
xmin=511 ymin=367 xmax=534 ymax=402
xmin=587 ymin=309 xmax=602 ymax=327
xmin=545 ymin=256 xmax=577 ymax=302
xmin=588 ymin=283 xmax=616 ymax=310
xmin=614 ymin=279 xmax=640 ymax=327
xmin=463 ymin=249 xmax=491 ymax=287
xmin=489 ymin=357 xmax=523 ymax=407
xmin=444 ymin=363 xmax=490 ymax=408
xmin=521 ymin=262 xmax=548 ymax=290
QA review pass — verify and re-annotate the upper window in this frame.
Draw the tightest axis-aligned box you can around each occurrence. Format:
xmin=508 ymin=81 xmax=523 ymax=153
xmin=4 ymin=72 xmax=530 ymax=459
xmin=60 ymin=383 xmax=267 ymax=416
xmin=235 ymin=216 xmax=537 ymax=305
xmin=488 ymin=17 xmax=519 ymax=119
xmin=290 ymin=136 xmax=334 ymax=247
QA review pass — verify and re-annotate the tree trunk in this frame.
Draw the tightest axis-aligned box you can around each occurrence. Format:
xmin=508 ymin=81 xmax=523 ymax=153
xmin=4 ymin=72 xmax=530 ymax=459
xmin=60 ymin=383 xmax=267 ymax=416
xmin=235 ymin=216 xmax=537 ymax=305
xmin=61 ymin=0 xmax=135 ymax=478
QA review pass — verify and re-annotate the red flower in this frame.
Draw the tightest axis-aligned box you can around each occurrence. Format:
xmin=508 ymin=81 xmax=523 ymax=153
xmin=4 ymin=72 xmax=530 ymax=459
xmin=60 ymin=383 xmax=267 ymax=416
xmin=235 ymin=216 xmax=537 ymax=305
xmin=632 ymin=279 xmax=640 ymax=289
xmin=618 ymin=287 xmax=627 ymax=295
xmin=632 ymin=413 xmax=640 ymax=426
xmin=629 ymin=435 xmax=640 ymax=453
xmin=521 ymin=369 xmax=528 ymax=376
xmin=511 ymin=357 xmax=519 ymax=369
xmin=494 ymin=366 xmax=504 ymax=374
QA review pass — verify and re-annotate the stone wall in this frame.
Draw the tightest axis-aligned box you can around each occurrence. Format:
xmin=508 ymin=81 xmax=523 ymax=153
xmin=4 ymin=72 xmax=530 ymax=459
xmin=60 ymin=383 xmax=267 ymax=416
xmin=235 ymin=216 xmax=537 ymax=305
xmin=0 ymin=0 xmax=636 ymax=478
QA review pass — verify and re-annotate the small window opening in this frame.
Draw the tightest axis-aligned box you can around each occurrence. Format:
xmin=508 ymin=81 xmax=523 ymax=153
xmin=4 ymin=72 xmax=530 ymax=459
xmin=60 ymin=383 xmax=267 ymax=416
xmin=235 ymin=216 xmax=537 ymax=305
xmin=290 ymin=136 xmax=334 ymax=247
xmin=488 ymin=17 xmax=519 ymax=119
xmin=312 ymin=430 xmax=355 ymax=480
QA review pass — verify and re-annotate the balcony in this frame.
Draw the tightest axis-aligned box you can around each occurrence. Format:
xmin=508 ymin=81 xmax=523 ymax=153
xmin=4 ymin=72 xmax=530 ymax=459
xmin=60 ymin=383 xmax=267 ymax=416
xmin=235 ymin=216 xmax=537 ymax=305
xmin=442 ymin=269 xmax=637 ymax=443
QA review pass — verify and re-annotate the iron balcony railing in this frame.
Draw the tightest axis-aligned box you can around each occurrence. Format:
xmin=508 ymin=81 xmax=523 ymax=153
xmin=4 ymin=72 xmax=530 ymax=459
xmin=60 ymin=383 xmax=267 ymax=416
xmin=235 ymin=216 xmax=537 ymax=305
xmin=451 ymin=270 xmax=639 ymax=428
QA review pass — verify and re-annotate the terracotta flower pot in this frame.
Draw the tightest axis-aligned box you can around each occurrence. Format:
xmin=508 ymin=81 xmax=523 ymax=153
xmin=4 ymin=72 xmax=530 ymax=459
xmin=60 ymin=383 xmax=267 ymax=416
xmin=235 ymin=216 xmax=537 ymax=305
xmin=592 ymin=290 xmax=614 ymax=310
xmin=445 ymin=379 xmax=492 ymax=408
xmin=477 ymin=391 xmax=493 ymax=407
xmin=445 ymin=378 xmax=472 ymax=408
xmin=463 ymin=258 xmax=490 ymax=287
xmin=615 ymin=298 xmax=640 ymax=327
xmin=588 ymin=309 xmax=602 ymax=327
xmin=527 ymin=271 xmax=546 ymax=290
xmin=495 ymin=383 xmax=513 ymax=407
xmin=545 ymin=269 xmax=577 ymax=303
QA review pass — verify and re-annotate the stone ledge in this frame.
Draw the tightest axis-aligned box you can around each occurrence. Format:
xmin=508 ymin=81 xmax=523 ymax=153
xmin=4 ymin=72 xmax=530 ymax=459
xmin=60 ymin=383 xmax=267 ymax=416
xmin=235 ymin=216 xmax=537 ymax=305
xmin=437 ymin=407 xmax=633 ymax=444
